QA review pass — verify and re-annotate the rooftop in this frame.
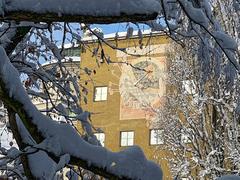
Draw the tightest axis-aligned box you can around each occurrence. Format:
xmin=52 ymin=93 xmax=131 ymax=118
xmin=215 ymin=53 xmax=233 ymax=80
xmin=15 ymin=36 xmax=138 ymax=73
xmin=81 ymin=29 xmax=162 ymax=42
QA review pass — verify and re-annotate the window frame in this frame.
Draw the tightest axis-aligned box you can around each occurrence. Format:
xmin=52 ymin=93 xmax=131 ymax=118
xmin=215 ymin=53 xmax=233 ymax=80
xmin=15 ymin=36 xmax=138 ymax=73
xmin=149 ymin=129 xmax=164 ymax=145
xmin=120 ymin=131 xmax=134 ymax=147
xmin=93 ymin=86 xmax=108 ymax=102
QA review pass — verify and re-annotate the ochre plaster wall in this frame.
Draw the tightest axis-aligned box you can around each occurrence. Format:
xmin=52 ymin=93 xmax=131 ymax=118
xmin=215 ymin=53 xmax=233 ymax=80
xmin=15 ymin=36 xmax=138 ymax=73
xmin=79 ymin=34 xmax=172 ymax=179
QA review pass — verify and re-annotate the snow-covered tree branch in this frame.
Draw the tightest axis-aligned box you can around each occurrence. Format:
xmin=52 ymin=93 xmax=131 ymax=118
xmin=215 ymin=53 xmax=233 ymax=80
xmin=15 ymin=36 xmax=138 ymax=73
xmin=0 ymin=0 xmax=160 ymax=23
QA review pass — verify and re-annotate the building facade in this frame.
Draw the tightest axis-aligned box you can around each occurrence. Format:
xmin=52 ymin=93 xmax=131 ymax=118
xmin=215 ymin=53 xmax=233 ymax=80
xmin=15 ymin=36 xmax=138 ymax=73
xmin=79 ymin=31 xmax=172 ymax=179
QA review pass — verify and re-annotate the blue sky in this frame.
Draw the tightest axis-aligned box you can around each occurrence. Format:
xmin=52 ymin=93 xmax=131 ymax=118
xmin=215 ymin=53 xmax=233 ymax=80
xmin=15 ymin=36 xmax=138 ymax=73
xmin=92 ymin=23 xmax=150 ymax=34
xmin=52 ymin=22 xmax=150 ymax=45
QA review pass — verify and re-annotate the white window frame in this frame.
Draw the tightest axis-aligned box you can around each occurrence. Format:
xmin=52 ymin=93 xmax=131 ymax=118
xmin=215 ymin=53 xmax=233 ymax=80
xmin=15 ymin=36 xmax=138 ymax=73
xmin=94 ymin=86 xmax=108 ymax=101
xmin=120 ymin=131 xmax=134 ymax=147
xmin=94 ymin=132 xmax=105 ymax=147
xmin=150 ymin=129 xmax=164 ymax=145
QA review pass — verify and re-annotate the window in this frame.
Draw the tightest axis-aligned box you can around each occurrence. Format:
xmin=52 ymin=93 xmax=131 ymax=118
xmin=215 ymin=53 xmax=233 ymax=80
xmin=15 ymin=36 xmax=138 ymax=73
xmin=94 ymin=86 xmax=108 ymax=101
xmin=150 ymin=129 xmax=164 ymax=145
xmin=62 ymin=47 xmax=81 ymax=57
xmin=94 ymin=133 xmax=105 ymax=147
xmin=120 ymin=131 xmax=134 ymax=146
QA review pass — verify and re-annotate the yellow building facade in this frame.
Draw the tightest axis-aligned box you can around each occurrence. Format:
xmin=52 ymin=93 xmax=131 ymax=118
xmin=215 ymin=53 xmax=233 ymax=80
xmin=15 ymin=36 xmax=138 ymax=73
xmin=79 ymin=32 xmax=172 ymax=179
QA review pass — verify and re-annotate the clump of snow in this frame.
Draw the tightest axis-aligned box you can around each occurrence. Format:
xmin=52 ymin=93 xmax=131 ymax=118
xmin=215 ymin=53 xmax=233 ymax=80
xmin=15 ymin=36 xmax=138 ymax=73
xmin=0 ymin=23 xmax=16 ymax=48
xmin=126 ymin=27 xmax=134 ymax=39
xmin=66 ymin=169 xmax=78 ymax=180
xmin=179 ymin=0 xmax=209 ymax=28
xmin=202 ymin=0 xmax=212 ymax=20
xmin=27 ymin=150 xmax=57 ymax=179
xmin=76 ymin=111 xmax=92 ymax=135
xmin=56 ymin=154 xmax=70 ymax=171
xmin=213 ymin=31 xmax=238 ymax=50
xmin=7 ymin=147 xmax=21 ymax=159
xmin=217 ymin=175 xmax=240 ymax=180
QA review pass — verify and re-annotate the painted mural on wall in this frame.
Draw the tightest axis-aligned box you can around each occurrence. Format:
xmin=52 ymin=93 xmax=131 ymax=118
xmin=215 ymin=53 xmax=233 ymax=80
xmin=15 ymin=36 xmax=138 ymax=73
xmin=119 ymin=57 xmax=166 ymax=121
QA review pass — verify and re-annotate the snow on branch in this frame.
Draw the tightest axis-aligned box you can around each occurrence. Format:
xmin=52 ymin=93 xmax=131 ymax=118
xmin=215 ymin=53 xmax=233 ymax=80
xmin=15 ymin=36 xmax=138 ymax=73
xmin=178 ymin=0 xmax=209 ymax=28
xmin=1 ymin=0 xmax=160 ymax=23
xmin=0 ymin=46 xmax=163 ymax=179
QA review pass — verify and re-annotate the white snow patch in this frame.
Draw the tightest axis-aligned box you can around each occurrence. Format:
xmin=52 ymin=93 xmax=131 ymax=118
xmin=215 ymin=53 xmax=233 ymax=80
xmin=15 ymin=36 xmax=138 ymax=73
xmin=179 ymin=0 xmax=209 ymax=27
xmin=213 ymin=31 xmax=238 ymax=50
xmin=6 ymin=0 xmax=160 ymax=17
xmin=28 ymin=150 xmax=57 ymax=179
xmin=218 ymin=175 xmax=240 ymax=180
